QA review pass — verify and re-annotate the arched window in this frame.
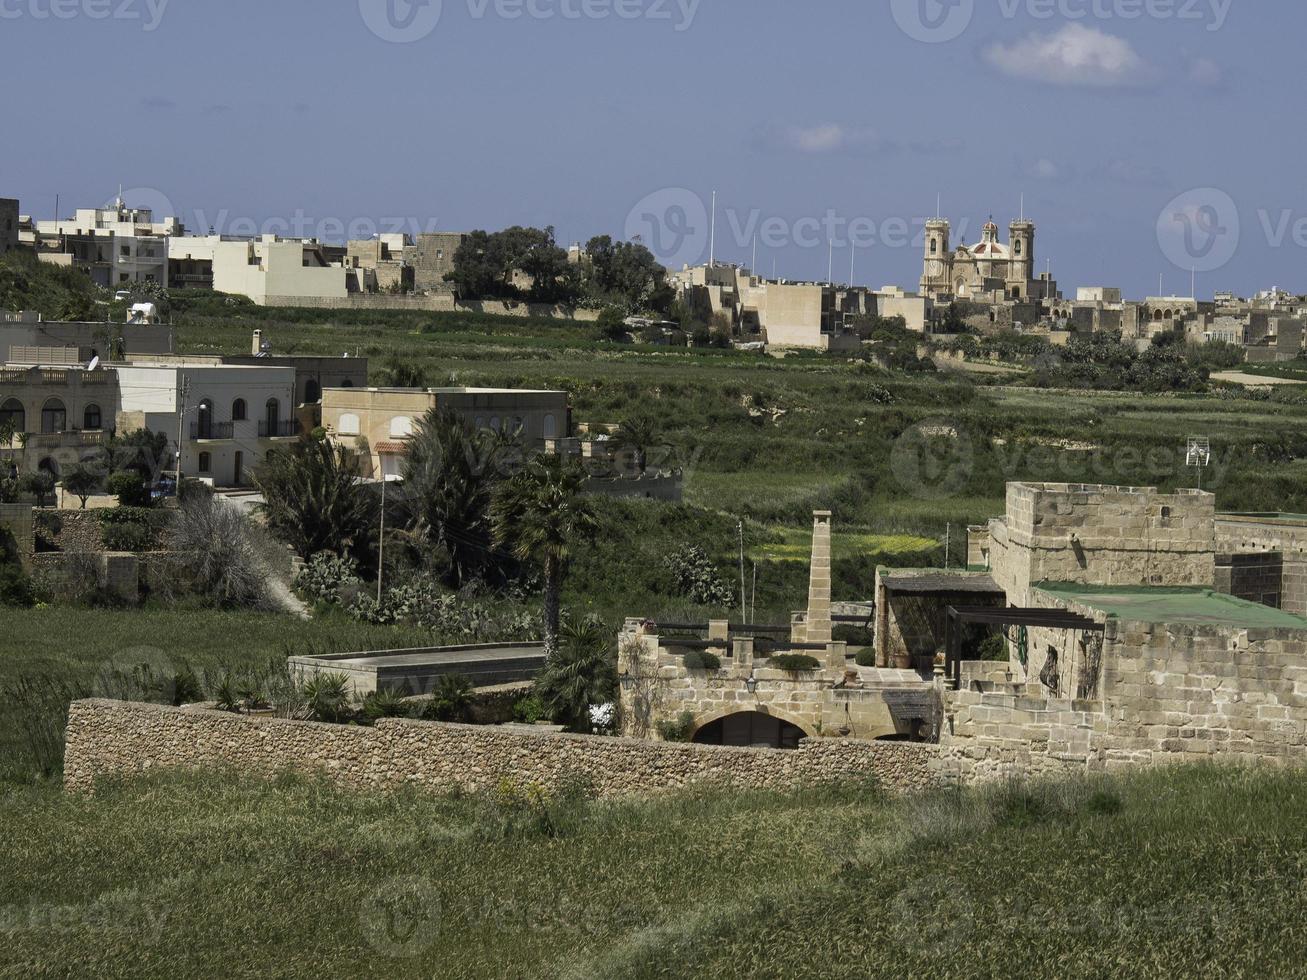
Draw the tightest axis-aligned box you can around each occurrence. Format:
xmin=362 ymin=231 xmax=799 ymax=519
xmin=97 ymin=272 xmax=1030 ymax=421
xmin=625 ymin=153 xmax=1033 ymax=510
xmin=265 ymin=398 xmax=280 ymax=433
xmin=543 ymin=414 xmax=558 ymax=441
xmin=0 ymin=398 xmax=24 ymax=435
xmin=930 ymin=238 xmax=937 ymax=255
xmin=1014 ymin=240 xmax=1023 ymax=255
xmin=196 ymin=399 xmax=215 ymax=439
xmin=304 ymin=379 xmax=321 ymax=404
xmin=232 ymin=398 xmax=247 ymax=421
xmin=390 ymin=416 xmax=414 ymax=438
xmin=38 ymin=456 xmax=60 ymax=478
xmin=198 ymin=452 xmax=212 ymax=474
xmin=490 ymin=416 xmax=502 ymax=433
xmin=338 ymin=413 xmax=360 ymax=437
xmin=41 ymin=398 xmax=66 ymax=434
xmin=475 ymin=416 xmax=487 ymax=430
xmin=83 ymin=404 xmax=102 ymax=431
xmin=511 ymin=416 xmax=524 ymax=436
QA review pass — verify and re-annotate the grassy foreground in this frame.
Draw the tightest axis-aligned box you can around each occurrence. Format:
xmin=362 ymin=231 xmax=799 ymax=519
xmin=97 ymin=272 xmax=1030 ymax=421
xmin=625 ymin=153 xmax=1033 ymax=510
xmin=2 ymin=765 xmax=1305 ymax=977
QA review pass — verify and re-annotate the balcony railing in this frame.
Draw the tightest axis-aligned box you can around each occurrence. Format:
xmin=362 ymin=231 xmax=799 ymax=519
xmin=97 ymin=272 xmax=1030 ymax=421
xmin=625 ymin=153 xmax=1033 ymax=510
xmin=259 ymin=419 xmax=301 ymax=438
xmin=191 ymin=422 xmax=235 ymax=441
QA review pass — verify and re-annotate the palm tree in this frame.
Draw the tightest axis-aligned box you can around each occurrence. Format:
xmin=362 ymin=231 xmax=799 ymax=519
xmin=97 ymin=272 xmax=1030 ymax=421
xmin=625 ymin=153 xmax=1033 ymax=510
xmin=534 ymin=616 xmax=617 ymax=731
xmin=616 ymin=415 xmax=660 ymax=474
xmin=401 ymin=407 xmax=509 ymax=588
xmin=491 ymin=456 xmax=597 ymax=662
xmin=253 ymin=438 xmax=376 ymax=563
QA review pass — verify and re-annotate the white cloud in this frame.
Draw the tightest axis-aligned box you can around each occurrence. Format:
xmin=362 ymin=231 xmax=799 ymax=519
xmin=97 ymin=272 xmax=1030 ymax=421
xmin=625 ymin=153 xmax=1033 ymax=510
xmin=1027 ymin=157 xmax=1062 ymax=180
xmin=756 ymin=124 xmax=959 ymax=157
xmin=1187 ymin=56 xmax=1225 ymax=90
xmin=786 ymin=124 xmax=850 ymax=154
xmin=983 ymin=24 xmax=1153 ymax=88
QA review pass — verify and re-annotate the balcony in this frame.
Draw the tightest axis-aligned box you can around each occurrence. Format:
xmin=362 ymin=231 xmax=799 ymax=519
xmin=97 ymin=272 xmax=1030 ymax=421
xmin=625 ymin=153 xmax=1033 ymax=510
xmin=259 ymin=419 xmax=301 ymax=438
xmin=191 ymin=422 xmax=235 ymax=441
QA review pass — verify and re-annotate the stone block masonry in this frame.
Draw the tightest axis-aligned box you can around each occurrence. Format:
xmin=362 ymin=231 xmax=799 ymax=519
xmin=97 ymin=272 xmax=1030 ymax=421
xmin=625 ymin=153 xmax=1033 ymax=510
xmin=64 ymin=700 xmax=941 ymax=799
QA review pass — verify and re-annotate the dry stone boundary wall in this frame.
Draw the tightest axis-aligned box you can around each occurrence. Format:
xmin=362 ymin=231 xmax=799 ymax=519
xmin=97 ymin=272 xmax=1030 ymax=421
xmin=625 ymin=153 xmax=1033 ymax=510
xmin=64 ymin=699 xmax=940 ymax=798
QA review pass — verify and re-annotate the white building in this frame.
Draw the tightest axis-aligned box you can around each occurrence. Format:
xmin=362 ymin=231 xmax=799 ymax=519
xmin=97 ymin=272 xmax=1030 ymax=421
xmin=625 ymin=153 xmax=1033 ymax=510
xmin=168 ymin=236 xmax=348 ymax=305
xmin=115 ymin=361 xmax=300 ymax=487
xmin=35 ymin=200 xmax=181 ymax=288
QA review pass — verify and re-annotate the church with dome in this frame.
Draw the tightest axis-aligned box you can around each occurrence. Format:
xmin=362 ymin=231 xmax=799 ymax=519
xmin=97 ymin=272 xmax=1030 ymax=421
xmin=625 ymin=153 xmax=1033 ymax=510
xmin=920 ymin=216 xmax=1051 ymax=303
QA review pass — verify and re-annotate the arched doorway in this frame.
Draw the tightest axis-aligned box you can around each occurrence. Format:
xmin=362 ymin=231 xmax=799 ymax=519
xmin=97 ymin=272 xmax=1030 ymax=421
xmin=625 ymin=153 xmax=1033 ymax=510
xmin=265 ymin=398 xmax=280 ymax=436
xmin=196 ymin=399 xmax=214 ymax=440
xmin=692 ymin=712 xmax=808 ymax=750
xmin=303 ymin=379 xmax=321 ymax=405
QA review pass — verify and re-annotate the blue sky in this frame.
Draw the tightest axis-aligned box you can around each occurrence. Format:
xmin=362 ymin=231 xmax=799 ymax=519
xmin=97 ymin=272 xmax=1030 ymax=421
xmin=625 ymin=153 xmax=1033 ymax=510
xmin=1 ymin=0 xmax=1300 ymax=298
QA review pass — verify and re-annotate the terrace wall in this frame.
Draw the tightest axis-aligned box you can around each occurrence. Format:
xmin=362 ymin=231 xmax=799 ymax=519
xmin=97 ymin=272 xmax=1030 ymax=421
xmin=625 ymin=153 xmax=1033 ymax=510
xmin=1216 ymin=515 xmax=1307 ymax=616
xmin=63 ymin=699 xmax=940 ymax=798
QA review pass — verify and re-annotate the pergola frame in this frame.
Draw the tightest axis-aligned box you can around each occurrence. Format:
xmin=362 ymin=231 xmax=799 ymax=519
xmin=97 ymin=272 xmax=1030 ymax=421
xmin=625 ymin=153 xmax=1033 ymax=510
xmin=944 ymin=605 xmax=1105 ymax=689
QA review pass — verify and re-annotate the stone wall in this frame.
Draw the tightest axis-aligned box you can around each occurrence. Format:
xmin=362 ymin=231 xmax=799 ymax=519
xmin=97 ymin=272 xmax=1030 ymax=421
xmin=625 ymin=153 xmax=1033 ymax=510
xmin=258 ymin=293 xmax=600 ymax=321
xmin=989 ymin=483 xmax=1216 ymax=605
xmin=1216 ymin=515 xmax=1307 ymax=615
xmin=1216 ymin=552 xmax=1284 ymax=609
xmin=937 ymin=614 xmax=1307 ymax=783
xmin=48 ymin=509 xmax=103 ymax=552
xmin=63 ymin=699 xmax=941 ymax=798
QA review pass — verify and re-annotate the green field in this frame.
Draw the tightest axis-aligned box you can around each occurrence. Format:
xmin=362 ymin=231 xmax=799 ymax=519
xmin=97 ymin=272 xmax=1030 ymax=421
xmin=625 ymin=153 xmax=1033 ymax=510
xmin=0 ymin=606 xmax=456 ymax=786
xmin=2 ymin=764 xmax=1304 ymax=977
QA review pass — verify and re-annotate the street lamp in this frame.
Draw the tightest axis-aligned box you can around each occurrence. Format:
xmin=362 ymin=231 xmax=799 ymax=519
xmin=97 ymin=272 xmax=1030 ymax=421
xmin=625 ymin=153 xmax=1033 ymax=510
xmin=745 ymin=676 xmax=757 ymax=694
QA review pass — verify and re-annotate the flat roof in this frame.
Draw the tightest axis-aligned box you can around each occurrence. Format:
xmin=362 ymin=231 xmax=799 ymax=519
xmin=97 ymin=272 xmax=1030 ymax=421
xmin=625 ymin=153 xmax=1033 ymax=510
xmin=1037 ymin=583 xmax=1307 ymax=629
xmin=881 ymin=573 xmax=1002 ymax=596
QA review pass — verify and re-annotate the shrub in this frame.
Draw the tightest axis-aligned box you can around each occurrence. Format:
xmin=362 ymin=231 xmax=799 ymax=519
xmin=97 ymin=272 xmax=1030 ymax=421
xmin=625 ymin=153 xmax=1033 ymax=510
xmin=683 ymin=650 xmax=721 ymax=671
xmin=978 ymin=633 xmax=1008 ymax=662
xmin=512 ymin=693 xmax=548 ymax=724
xmin=533 ymin=617 xmax=617 ymax=732
xmin=419 ymin=674 xmax=474 ymax=722
xmin=295 ymin=554 xmax=361 ymax=606
xmin=855 ymin=650 xmax=877 ymax=668
xmin=301 ymin=672 xmax=353 ymax=723
xmin=102 ymin=522 xmax=151 ymax=553
xmin=18 ymin=472 xmax=55 ymax=506
xmin=0 ymin=563 xmax=36 ymax=608
xmin=106 ymin=471 xmax=151 ymax=508
xmin=769 ymin=654 xmax=821 ymax=673
xmin=165 ymin=499 xmax=275 ymax=614
xmin=655 ymin=710 xmax=696 ymax=743
xmin=594 ymin=306 xmax=628 ymax=341
xmin=361 ymin=688 xmax=411 ymax=722
xmin=663 ymin=545 xmax=734 ymax=607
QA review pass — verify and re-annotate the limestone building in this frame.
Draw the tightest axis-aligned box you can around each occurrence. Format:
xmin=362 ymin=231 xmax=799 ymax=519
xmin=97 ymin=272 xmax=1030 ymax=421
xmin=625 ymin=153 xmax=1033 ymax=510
xmin=920 ymin=216 xmax=1046 ymax=302
xmin=323 ymin=385 xmax=570 ymax=479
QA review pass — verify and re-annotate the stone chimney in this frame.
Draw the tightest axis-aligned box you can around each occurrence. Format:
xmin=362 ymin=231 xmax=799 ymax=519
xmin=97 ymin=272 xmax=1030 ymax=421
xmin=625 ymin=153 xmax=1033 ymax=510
xmin=806 ymin=511 xmax=833 ymax=646
xmin=252 ymin=329 xmax=264 ymax=356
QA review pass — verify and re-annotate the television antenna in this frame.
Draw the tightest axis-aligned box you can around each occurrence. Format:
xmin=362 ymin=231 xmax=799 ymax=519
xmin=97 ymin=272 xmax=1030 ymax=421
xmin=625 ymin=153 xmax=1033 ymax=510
xmin=1186 ymin=436 xmax=1212 ymax=489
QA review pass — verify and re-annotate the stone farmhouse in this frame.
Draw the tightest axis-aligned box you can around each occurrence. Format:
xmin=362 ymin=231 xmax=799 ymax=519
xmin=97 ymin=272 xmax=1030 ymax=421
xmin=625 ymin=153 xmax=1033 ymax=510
xmin=622 ymin=484 xmax=1307 ymax=785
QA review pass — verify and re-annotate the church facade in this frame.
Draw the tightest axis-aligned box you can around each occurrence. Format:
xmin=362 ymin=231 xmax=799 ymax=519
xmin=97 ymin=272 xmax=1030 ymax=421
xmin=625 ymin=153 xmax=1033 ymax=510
xmin=920 ymin=217 xmax=1043 ymax=303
